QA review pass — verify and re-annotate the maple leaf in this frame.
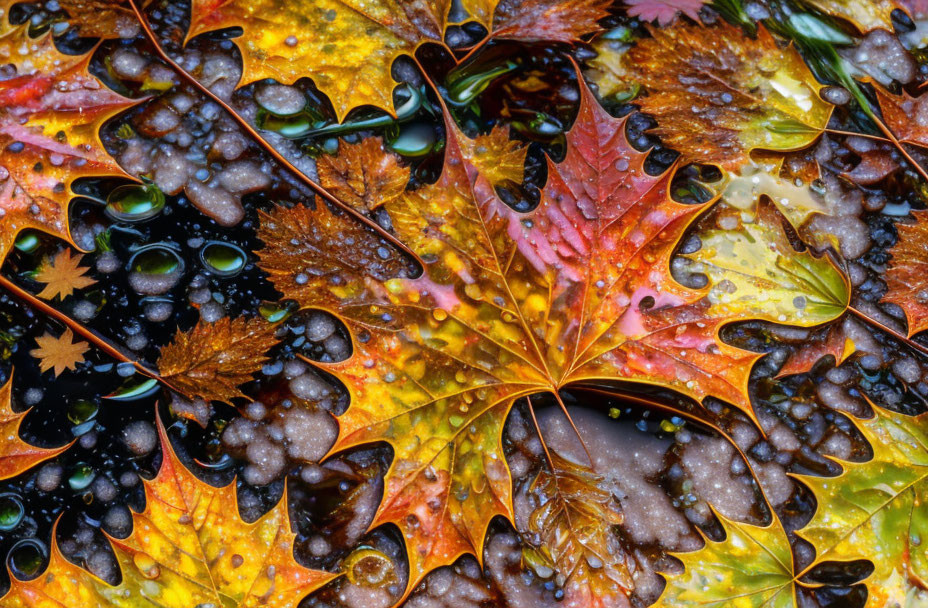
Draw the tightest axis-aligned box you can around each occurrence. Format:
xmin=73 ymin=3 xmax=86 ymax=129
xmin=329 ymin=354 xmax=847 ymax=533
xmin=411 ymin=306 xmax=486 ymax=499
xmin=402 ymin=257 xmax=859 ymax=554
xmin=801 ymin=0 xmax=900 ymax=32
xmin=776 ymin=322 xmax=855 ymax=377
xmin=33 ymin=248 xmax=97 ymax=300
xmin=0 ymin=419 xmax=336 ymax=608
xmin=720 ymin=161 xmax=829 ymax=232
xmin=623 ymin=0 xmax=706 ymax=26
xmin=589 ymin=22 xmax=833 ymax=171
xmin=257 ymin=81 xmax=848 ymax=595
xmin=885 ymin=210 xmax=928 ymax=337
xmin=318 ymin=137 xmax=410 ymax=214
xmin=0 ymin=21 xmax=137 ymax=266
xmin=522 ymin=453 xmax=633 ymax=608
xmin=874 ymin=87 xmax=928 ymax=149
xmin=58 ymin=0 xmax=140 ymax=39
xmin=796 ymin=404 xmax=928 ymax=607
xmin=0 ymin=374 xmax=71 ymax=481
xmin=157 ymin=316 xmax=281 ymax=406
xmin=30 ymin=328 xmax=90 ymax=376
xmin=186 ymin=0 xmax=605 ymax=120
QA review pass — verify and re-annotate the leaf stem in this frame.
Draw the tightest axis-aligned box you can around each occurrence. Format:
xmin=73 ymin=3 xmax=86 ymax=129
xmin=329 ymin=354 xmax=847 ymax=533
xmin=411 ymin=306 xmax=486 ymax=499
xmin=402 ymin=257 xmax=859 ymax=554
xmin=124 ymin=0 xmax=424 ymax=266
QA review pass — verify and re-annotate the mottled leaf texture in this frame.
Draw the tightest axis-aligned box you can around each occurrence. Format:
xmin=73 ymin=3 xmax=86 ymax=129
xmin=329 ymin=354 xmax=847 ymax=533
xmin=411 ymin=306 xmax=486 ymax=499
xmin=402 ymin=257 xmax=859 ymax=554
xmin=798 ymin=405 xmax=928 ymax=607
xmin=0 ymin=374 xmax=70 ymax=481
xmin=257 ymin=83 xmax=846 ymax=596
xmin=58 ymin=0 xmax=140 ymax=39
xmin=623 ymin=0 xmax=706 ymax=25
xmin=885 ymin=210 xmax=928 ymax=337
xmin=186 ymin=0 xmax=604 ymax=120
xmin=34 ymin=249 xmax=97 ymax=300
xmin=720 ymin=161 xmax=830 ymax=231
xmin=0 ymin=17 xmax=136 ymax=265
xmin=318 ymin=138 xmax=410 ymax=214
xmin=157 ymin=316 xmax=280 ymax=405
xmin=592 ymin=22 xmax=832 ymax=170
xmin=522 ymin=453 xmax=633 ymax=608
xmin=0 ymin=421 xmax=335 ymax=608
xmin=658 ymin=509 xmax=800 ymax=607
xmin=875 ymin=87 xmax=928 ymax=149
xmin=30 ymin=328 xmax=90 ymax=377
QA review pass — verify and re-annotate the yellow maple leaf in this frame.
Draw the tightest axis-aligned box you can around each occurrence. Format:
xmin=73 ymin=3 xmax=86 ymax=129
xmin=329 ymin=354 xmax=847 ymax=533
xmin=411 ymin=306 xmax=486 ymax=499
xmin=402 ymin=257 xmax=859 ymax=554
xmin=29 ymin=328 xmax=90 ymax=376
xmin=34 ymin=249 xmax=97 ymax=300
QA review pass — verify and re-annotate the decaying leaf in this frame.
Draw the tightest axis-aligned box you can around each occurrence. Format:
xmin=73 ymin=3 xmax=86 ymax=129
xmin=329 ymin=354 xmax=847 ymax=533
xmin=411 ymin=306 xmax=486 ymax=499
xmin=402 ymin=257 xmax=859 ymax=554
xmin=623 ymin=0 xmax=706 ymax=26
xmin=522 ymin=452 xmax=633 ymax=608
xmin=257 ymin=81 xmax=847 ymax=595
xmin=683 ymin=201 xmax=850 ymax=325
xmin=590 ymin=22 xmax=833 ymax=170
xmin=1 ymin=420 xmax=336 ymax=608
xmin=0 ymin=19 xmax=137 ymax=265
xmin=0 ymin=374 xmax=71 ymax=481
xmin=885 ymin=209 xmax=928 ymax=337
xmin=657 ymin=509 xmax=800 ymax=607
xmin=34 ymin=248 xmax=97 ymax=301
xmin=157 ymin=316 xmax=280 ymax=405
xmin=797 ymin=404 xmax=928 ymax=607
xmin=318 ymin=137 xmax=410 ymax=214
xmin=187 ymin=0 xmax=604 ymax=120
xmin=30 ymin=328 xmax=90 ymax=376
xmin=799 ymin=0 xmax=900 ymax=33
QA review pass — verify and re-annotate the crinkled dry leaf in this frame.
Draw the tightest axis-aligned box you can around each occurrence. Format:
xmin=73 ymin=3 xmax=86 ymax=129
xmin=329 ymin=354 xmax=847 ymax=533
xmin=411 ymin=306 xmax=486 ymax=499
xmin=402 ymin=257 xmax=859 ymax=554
xmin=30 ymin=328 xmax=90 ymax=377
xmin=318 ymin=137 xmax=410 ymax=214
xmin=797 ymin=404 xmax=928 ymax=607
xmin=258 ymin=82 xmax=847 ymax=595
xmin=590 ymin=22 xmax=832 ymax=170
xmin=34 ymin=248 xmax=97 ymax=301
xmin=0 ymin=19 xmax=137 ymax=265
xmin=522 ymin=452 xmax=633 ymax=608
xmin=0 ymin=374 xmax=71 ymax=481
xmin=1 ymin=420 xmax=335 ymax=608
xmin=885 ymin=209 xmax=928 ymax=336
xmin=157 ymin=316 xmax=280 ymax=405
xmin=623 ymin=0 xmax=706 ymax=25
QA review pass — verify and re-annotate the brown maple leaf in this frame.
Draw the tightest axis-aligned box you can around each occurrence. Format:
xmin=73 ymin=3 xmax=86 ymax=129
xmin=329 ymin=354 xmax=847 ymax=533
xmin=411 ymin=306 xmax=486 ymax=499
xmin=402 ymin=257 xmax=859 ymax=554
xmin=30 ymin=328 xmax=90 ymax=376
xmin=157 ymin=316 xmax=280 ymax=405
xmin=0 ymin=373 xmax=71 ymax=480
xmin=34 ymin=249 xmax=97 ymax=300
xmin=317 ymin=137 xmax=410 ymax=214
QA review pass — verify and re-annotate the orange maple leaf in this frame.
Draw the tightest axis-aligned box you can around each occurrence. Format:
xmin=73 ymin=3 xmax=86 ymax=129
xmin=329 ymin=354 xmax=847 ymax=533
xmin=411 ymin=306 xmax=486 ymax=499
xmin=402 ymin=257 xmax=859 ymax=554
xmin=29 ymin=328 xmax=90 ymax=376
xmin=0 ymin=373 xmax=71 ymax=480
xmin=885 ymin=209 xmax=928 ymax=337
xmin=34 ymin=248 xmax=97 ymax=300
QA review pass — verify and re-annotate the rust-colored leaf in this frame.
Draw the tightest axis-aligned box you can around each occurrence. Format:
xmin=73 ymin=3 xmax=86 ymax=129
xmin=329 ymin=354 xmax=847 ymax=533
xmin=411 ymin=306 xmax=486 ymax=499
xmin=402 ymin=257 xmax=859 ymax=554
xmin=777 ymin=323 xmax=855 ymax=378
xmin=0 ymin=19 xmax=137 ymax=265
xmin=157 ymin=316 xmax=280 ymax=405
xmin=874 ymin=87 xmax=928 ymax=149
xmin=34 ymin=248 xmax=97 ymax=300
xmin=885 ymin=209 xmax=928 ymax=337
xmin=29 ymin=328 xmax=90 ymax=376
xmin=1 ymin=419 xmax=336 ymax=607
xmin=318 ymin=137 xmax=410 ymax=214
xmin=58 ymin=0 xmax=141 ymax=39
xmin=257 ymin=82 xmax=846 ymax=596
xmin=490 ymin=0 xmax=609 ymax=43
xmin=0 ymin=374 xmax=71 ymax=481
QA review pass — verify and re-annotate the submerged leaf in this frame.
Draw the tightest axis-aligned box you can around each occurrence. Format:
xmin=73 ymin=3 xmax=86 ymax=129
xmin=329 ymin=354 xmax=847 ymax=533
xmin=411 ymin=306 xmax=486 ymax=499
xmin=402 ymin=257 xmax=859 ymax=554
xmin=1 ymin=420 xmax=335 ymax=607
xmin=34 ymin=249 xmax=97 ymax=301
xmin=157 ymin=316 xmax=280 ymax=405
xmin=29 ymin=328 xmax=90 ymax=377
xmin=0 ymin=374 xmax=71 ymax=481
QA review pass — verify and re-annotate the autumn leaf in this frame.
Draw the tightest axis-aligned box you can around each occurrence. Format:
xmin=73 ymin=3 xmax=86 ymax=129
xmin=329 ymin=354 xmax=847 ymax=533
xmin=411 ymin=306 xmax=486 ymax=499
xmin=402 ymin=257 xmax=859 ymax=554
xmin=30 ymin=328 xmax=90 ymax=376
xmin=657 ymin=509 xmax=801 ymax=607
xmin=0 ymin=374 xmax=71 ymax=481
xmin=623 ymin=0 xmax=706 ymax=26
xmin=522 ymin=452 xmax=633 ymax=608
xmin=34 ymin=248 xmax=97 ymax=300
xmin=589 ymin=22 xmax=833 ymax=171
xmin=318 ymin=137 xmax=410 ymax=214
xmin=776 ymin=322 xmax=855 ymax=377
xmin=885 ymin=210 xmax=928 ymax=337
xmin=0 ymin=20 xmax=137 ymax=265
xmin=796 ymin=404 xmax=928 ymax=607
xmin=0 ymin=419 xmax=336 ymax=608
xmin=186 ymin=0 xmax=605 ymax=120
xmin=57 ymin=0 xmax=140 ymax=39
xmin=157 ymin=316 xmax=280 ymax=405
xmin=800 ymin=0 xmax=900 ymax=32
xmin=874 ymin=87 xmax=928 ymax=149
xmin=719 ymin=161 xmax=830 ymax=232
xmin=257 ymin=81 xmax=847 ymax=595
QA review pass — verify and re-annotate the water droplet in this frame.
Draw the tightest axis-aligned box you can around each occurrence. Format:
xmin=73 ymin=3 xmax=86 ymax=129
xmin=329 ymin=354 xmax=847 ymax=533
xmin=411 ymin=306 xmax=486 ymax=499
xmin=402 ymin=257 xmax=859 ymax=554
xmin=200 ymin=241 xmax=246 ymax=277
xmin=106 ymin=376 xmax=160 ymax=401
xmin=7 ymin=539 xmax=46 ymax=580
xmin=68 ymin=463 xmax=96 ymax=491
xmin=129 ymin=244 xmax=184 ymax=275
xmin=387 ymin=123 xmax=436 ymax=157
xmin=0 ymin=494 xmax=24 ymax=531
xmin=67 ymin=399 xmax=99 ymax=436
xmin=133 ymin=552 xmax=161 ymax=579
xmin=343 ymin=547 xmax=397 ymax=588
xmin=105 ymin=184 xmax=166 ymax=223
xmin=13 ymin=231 xmax=40 ymax=253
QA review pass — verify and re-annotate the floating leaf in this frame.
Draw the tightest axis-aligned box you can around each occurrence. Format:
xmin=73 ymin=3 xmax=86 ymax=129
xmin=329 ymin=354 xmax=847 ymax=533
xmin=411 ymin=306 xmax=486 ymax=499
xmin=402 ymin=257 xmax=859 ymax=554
xmin=797 ymin=404 xmax=928 ymax=607
xmin=0 ymin=419 xmax=336 ymax=607
xmin=885 ymin=210 xmax=928 ymax=337
xmin=257 ymin=80 xmax=847 ymax=595
xmin=157 ymin=316 xmax=280 ymax=405
xmin=0 ymin=374 xmax=71 ymax=481
xmin=29 ymin=328 xmax=90 ymax=377
xmin=34 ymin=249 xmax=97 ymax=301
xmin=317 ymin=137 xmax=410 ymax=214
xmin=0 ymin=20 xmax=137 ymax=265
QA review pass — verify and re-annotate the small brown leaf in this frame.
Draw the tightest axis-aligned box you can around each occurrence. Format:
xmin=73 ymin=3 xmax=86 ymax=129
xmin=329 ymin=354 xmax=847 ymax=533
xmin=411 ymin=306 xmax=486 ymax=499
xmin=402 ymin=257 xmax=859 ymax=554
xmin=157 ymin=316 xmax=280 ymax=405
xmin=34 ymin=249 xmax=97 ymax=301
xmin=317 ymin=137 xmax=409 ymax=214
xmin=29 ymin=328 xmax=90 ymax=376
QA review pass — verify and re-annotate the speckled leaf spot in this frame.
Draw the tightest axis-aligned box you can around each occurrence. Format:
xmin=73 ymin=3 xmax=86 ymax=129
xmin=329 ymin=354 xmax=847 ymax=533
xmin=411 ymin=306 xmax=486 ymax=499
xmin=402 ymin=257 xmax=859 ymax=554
xmin=0 ymin=419 xmax=336 ymax=608
xmin=256 ymin=79 xmax=849 ymax=598
xmin=0 ymin=13 xmax=137 ymax=265
xmin=885 ymin=209 xmax=928 ymax=337
xmin=0 ymin=374 xmax=71 ymax=481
